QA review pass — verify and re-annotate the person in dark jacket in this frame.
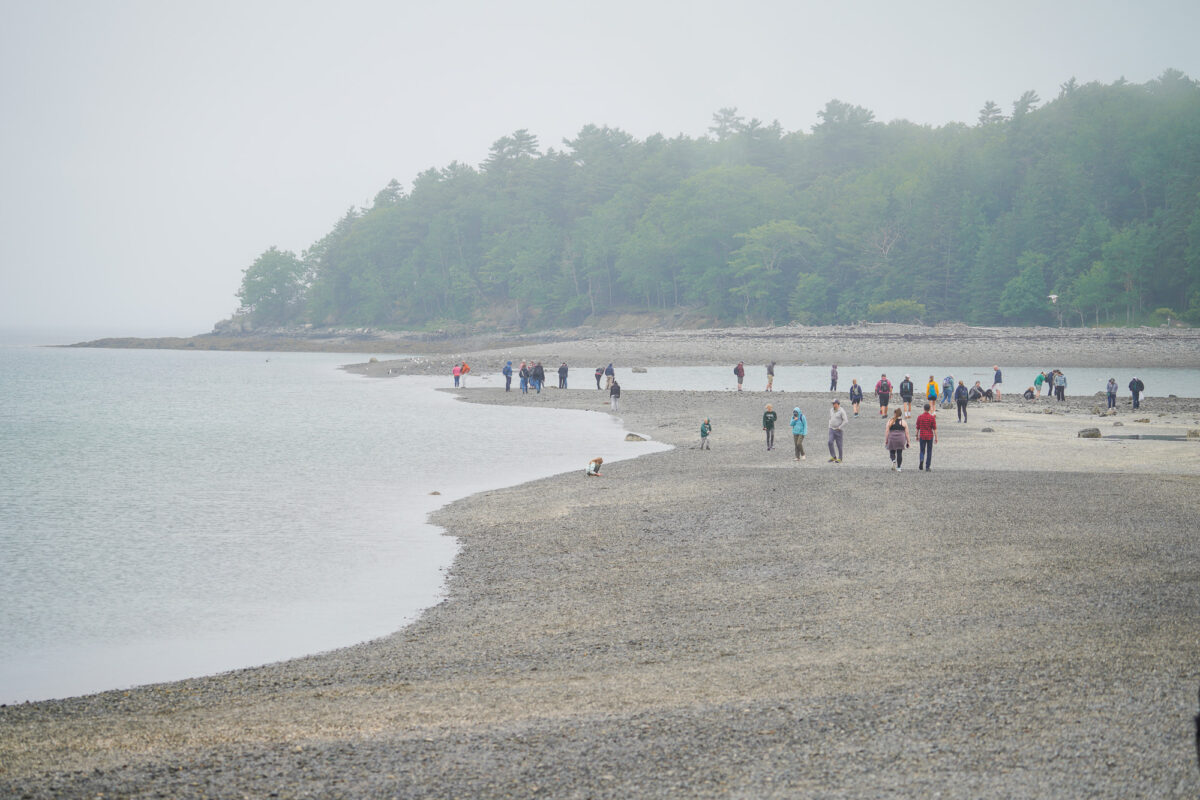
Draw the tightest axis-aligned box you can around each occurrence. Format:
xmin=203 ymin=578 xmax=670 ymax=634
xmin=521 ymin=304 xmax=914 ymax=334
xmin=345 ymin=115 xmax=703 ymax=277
xmin=609 ymin=379 xmax=621 ymax=411
xmin=502 ymin=361 xmax=513 ymax=392
xmin=557 ymin=362 xmax=568 ymax=389
xmin=531 ymin=362 xmax=545 ymax=393
xmin=1129 ymin=376 xmax=1145 ymax=409
xmin=849 ymin=379 xmax=863 ymax=417
xmin=954 ymin=380 xmax=969 ymax=422
xmin=595 ymin=366 xmax=603 ymax=389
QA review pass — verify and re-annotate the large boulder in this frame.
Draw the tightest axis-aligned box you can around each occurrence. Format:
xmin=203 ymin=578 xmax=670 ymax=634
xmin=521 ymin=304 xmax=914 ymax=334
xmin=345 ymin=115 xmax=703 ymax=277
xmin=1077 ymin=428 xmax=1102 ymax=438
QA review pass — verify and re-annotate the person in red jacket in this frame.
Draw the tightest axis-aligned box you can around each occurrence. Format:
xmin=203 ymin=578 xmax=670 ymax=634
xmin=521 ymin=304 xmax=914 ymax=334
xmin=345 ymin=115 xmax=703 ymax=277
xmin=915 ymin=403 xmax=938 ymax=471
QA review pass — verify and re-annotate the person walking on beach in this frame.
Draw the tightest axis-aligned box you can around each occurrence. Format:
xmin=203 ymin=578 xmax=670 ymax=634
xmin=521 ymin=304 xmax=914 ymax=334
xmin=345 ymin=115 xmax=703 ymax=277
xmin=991 ymin=365 xmax=1002 ymax=401
xmin=1106 ymin=378 xmax=1118 ymax=409
xmin=609 ymin=379 xmax=621 ymax=411
xmin=790 ymin=407 xmax=807 ymax=461
xmin=595 ymin=366 xmax=603 ymax=390
xmin=699 ymin=418 xmax=712 ymax=450
xmin=460 ymin=362 xmax=470 ymax=387
xmin=916 ymin=403 xmax=938 ymax=471
xmin=830 ymin=364 xmax=839 ymax=391
xmin=765 ymin=361 xmax=776 ymax=392
xmin=875 ymin=374 xmax=892 ymax=418
xmin=734 ymin=361 xmax=745 ymax=391
xmin=955 ymin=380 xmax=969 ymax=422
xmin=1034 ymin=371 xmax=1046 ymax=399
xmin=925 ymin=375 xmax=939 ymax=411
xmin=1129 ymin=376 xmax=1145 ymax=409
xmin=763 ymin=404 xmax=778 ymax=451
xmin=558 ymin=362 xmax=568 ymax=389
xmin=942 ymin=375 xmax=955 ymax=409
xmin=847 ymin=379 xmax=863 ymax=417
xmin=519 ymin=361 xmax=530 ymax=394
xmin=828 ymin=399 xmax=849 ymax=463
xmin=452 ymin=363 xmax=461 ymax=387
xmin=899 ymin=375 xmax=915 ymax=417
xmin=604 ymin=363 xmax=615 ymax=390
xmin=502 ymin=361 xmax=513 ymax=392
xmin=884 ymin=408 xmax=910 ymax=471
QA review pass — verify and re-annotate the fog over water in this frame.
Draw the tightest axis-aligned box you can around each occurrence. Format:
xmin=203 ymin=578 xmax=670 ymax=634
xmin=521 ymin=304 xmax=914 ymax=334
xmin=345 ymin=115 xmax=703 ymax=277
xmin=3 ymin=1 xmax=1199 ymax=337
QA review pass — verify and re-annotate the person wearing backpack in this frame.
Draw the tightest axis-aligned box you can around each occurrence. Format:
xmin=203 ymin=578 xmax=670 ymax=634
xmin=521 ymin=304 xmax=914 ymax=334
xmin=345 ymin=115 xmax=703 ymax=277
xmin=875 ymin=374 xmax=892 ymax=418
xmin=790 ymin=407 xmax=808 ymax=461
xmin=849 ymin=379 xmax=863 ymax=416
xmin=734 ymin=361 xmax=745 ymax=391
xmin=954 ymin=380 xmax=969 ymax=422
xmin=899 ymin=375 xmax=915 ymax=417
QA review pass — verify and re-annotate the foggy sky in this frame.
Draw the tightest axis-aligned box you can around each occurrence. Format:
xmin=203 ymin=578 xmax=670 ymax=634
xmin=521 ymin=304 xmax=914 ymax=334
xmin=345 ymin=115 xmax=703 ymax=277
xmin=3 ymin=0 xmax=1198 ymax=339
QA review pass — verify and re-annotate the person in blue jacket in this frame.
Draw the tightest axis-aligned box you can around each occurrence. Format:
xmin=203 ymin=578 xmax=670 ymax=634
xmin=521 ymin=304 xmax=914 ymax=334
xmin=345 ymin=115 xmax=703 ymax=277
xmin=502 ymin=361 xmax=513 ymax=392
xmin=790 ymin=407 xmax=808 ymax=461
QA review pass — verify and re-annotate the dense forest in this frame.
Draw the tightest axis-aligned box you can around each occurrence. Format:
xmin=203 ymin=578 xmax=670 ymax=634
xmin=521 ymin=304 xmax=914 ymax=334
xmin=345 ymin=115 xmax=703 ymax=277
xmin=235 ymin=71 xmax=1200 ymax=330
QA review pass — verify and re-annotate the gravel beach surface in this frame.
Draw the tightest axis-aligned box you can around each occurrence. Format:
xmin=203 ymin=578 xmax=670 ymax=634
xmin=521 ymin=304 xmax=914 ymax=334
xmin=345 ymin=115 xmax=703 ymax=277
xmin=4 ymin=328 xmax=1200 ymax=798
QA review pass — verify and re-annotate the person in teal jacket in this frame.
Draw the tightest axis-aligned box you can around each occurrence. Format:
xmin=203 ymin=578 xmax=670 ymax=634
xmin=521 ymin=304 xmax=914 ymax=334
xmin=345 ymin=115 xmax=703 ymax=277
xmin=790 ymin=407 xmax=808 ymax=461
xmin=699 ymin=418 xmax=712 ymax=450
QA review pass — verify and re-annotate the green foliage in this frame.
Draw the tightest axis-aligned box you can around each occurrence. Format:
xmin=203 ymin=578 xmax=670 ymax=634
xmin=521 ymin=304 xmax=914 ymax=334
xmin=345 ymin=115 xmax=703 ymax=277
xmin=236 ymin=247 xmax=308 ymax=325
xmin=866 ymin=299 xmax=926 ymax=323
xmin=232 ymin=73 xmax=1200 ymax=330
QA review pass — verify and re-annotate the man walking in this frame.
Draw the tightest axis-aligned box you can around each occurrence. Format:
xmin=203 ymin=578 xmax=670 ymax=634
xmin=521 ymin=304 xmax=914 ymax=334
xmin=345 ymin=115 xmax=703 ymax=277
xmin=827 ymin=399 xmax=849 ymax=463
xmin=916 ymin=403 xmax=938 ymax=470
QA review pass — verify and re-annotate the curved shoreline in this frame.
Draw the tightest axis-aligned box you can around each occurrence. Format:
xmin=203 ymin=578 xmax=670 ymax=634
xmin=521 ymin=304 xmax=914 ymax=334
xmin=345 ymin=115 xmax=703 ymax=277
xmin=3 ymin=366 xmax=1199 ymax=796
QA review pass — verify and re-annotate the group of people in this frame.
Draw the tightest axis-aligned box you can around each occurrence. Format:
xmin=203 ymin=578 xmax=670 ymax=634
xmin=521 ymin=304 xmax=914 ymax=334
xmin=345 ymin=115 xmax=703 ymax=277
xmin=500 ymin=360 xmax=547 ymax=393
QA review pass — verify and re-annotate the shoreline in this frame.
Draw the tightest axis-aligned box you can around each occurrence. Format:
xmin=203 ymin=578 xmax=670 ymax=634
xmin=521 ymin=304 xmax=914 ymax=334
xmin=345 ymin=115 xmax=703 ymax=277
xmin=3 ymin=351 xmax=1200 ymax=796
xmin=68 ymin=323 xmax=1200 ymax=369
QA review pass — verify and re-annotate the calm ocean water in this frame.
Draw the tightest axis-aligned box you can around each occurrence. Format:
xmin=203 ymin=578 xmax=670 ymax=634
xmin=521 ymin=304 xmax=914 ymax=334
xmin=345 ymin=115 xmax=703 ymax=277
xmin=0 ymin=346 xmax=667 ymax=704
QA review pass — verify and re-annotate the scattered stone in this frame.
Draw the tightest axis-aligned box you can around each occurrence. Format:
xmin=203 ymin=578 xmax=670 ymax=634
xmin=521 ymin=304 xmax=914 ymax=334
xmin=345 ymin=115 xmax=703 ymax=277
xmin=981 ymin=427 xmax=995 ymax=433
xmin=1113 ymin=422 xmax=1124 ymax=427
xmin=632 ymin=367 xmax=648 ymax=373
xmin=1042 ymin=408 xmax=1054 ymax=414
xmin=1135 ymin=418 xmax=1151 ymax=424
xmin=625 ymin=433 xmax=647 ymax=442
xmin=429 ymin=490 xmax=441 ymax=495
xmin=1187 ymin=429 xmax=1200 ymax=439
xmin=369 ymin=357 xmax=378 ymax=363
xmin=1077 ymin=428 xmax=1102 ymax=438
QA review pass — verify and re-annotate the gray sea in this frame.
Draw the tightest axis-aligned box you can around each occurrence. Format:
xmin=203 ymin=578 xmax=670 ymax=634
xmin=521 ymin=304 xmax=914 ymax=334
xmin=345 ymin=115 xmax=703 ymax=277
xmin=0 ymin=345 xmax=667 ymax=704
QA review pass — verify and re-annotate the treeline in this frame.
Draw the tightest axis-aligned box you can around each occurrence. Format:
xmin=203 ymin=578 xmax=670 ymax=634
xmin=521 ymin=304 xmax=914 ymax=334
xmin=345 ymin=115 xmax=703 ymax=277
xmin=235 ymin=71 xmax=1200 ymax=330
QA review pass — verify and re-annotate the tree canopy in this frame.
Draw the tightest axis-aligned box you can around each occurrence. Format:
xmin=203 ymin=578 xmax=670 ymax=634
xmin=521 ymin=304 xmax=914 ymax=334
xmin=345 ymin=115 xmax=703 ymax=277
xmin=236 ymin=72 xmax=1200 ymax=329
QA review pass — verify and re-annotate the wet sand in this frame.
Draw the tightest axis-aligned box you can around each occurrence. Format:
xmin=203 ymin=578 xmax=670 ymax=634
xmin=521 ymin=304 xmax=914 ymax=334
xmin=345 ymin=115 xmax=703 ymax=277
xmin=3 ymin=327 xmax=1200 ymax=798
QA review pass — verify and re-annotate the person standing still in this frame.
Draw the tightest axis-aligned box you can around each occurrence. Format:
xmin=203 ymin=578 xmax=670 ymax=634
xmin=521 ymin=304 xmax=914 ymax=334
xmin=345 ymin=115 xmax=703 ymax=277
xmin=916 ymin=403 xmax=938 ymax=471
xmin=1106 ymin=378 xmax=1118 ymax=409
xmin=558 ymin=362 xmax=568 ymax=389
xmin=604 ymin=363 xmax=615 ymax=390
xmin=452 ymin=363 xmax=461 ymax=387
xmin=734 ymin=361 xmax=745 ymax=391
xmin=595 ymin=366 xmax=603 ymax=390
xmin=699 ymin=418 xmax=712 ymax=450
xmin=766 ymin=361 xmax=776 ymax=392
xmin=1054 ymin=370 xmax=1067 ymax=401
xmin=955 ymin=380 xmax=969 ymax=422
xmin=827 ymin=399 xmax=848 ymax=463
xmin=830 ymin=364 xmax=839 ymax=391
xmin=790 ymin=407 xmax=807 ymax=461
xmin=609 ymin=379 xmax=621 ymax=412
xmin=991 ymin=365 xmax=1002 ymax=401
xmin=502 ymin=361 xmax=513 ymax=392
xmin=1129 ymin=376 xmax=1145 ymax=409
xmin=762 ymin=404 xmax=778 ymax=451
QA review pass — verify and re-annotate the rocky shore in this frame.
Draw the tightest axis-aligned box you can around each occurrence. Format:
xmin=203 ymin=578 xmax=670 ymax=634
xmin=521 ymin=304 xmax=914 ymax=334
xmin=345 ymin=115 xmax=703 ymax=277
xmin=4 ymin=328 xmax=1200 ymax=798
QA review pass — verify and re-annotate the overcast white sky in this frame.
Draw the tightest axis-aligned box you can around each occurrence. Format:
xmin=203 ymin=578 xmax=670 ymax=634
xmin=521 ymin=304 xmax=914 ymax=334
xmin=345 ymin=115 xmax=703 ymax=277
xmin=2 ymin=0 xmax=1198 ymax=339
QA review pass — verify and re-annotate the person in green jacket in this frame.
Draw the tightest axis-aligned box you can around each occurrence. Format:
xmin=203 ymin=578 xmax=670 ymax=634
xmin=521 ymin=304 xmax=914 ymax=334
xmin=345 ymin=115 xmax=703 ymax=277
xmin=762 ymin=404 xmax=778 ymax=451
xmin=1033 ymin=371 xmax=1046 ymax=399
xmin=699 ymin=418 xmax=712 ymax=450
xmin=789 ymin=407 xmax=807 ymax=461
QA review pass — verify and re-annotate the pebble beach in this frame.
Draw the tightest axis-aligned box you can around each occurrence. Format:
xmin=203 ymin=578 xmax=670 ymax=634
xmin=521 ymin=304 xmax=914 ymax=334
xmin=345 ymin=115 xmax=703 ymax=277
xmin=3 ymin=326 xmax=1200 ymax=798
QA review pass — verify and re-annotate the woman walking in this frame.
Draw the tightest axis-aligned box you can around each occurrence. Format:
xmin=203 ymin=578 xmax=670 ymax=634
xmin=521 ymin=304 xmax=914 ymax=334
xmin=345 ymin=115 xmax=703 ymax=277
xmin=849 ymin=379 xmax=863 ymax=417
xmin=790 ymin=407 xmax=807 ymax=461
xmin=954 ymin=379 xmax=969 ymax=422
xmin=884 ymin=408 xmax=910 ymax=471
